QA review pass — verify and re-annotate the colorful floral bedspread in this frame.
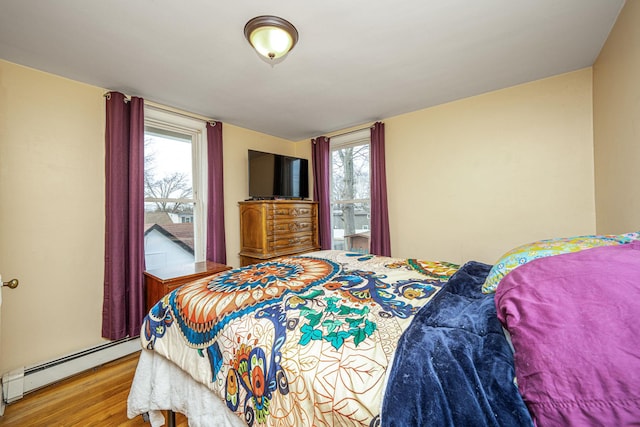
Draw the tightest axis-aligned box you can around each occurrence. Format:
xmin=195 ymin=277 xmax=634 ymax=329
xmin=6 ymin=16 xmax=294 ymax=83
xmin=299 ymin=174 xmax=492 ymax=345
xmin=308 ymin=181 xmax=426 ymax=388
xmin=141 ymin=250 xmax=459 ymax=427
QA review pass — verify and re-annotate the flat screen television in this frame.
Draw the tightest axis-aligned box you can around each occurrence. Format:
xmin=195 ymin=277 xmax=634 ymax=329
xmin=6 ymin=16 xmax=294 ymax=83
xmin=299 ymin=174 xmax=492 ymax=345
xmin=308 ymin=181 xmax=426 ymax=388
xmin=248 ymin=149 xmax=309 ymax=199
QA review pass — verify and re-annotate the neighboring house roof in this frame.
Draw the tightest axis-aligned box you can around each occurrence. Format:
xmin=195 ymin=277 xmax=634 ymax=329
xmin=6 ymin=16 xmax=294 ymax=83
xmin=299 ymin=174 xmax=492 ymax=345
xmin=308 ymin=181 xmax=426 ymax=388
xmin=145 ymin=211 xmax=174 ymax=225
xmin=144 ymin=223 xmax=194 ymax=254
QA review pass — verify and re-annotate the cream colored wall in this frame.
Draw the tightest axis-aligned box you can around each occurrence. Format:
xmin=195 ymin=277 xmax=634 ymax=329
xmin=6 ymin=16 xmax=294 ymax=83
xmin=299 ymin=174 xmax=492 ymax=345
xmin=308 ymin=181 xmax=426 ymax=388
xmin=0 ymin=60 xmax=106 ymax=371
xmin=222 ymin=124 xmax=300 ymax=268
xmin=593 ymin=0 xmax=640 ymax=234
xmin=385 ymin=69 xmax=596 ymax=264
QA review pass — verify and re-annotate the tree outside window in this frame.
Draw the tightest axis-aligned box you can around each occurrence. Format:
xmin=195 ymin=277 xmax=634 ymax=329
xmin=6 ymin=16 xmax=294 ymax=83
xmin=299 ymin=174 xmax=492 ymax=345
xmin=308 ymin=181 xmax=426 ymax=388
xmin=144 ymin=133 xmax=194 ymax=219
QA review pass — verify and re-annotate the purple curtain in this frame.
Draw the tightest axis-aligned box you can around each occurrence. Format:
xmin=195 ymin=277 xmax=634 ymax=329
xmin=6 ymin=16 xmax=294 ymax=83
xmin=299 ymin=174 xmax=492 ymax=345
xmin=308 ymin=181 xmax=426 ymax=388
xmin=102 ymin=91 xmax=145 ymax=340
xmin=206 ymin=121 xmax=227 ymax=264
xmin=370 ymin=122 xmax=391 ymax=256
xmin=312 ymin=136 xmax=332 ymax=250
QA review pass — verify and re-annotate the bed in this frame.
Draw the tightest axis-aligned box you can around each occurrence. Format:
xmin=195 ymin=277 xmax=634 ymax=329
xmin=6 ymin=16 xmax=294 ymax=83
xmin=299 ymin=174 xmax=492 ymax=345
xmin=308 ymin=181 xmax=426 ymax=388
xmin=128 ymin=233 xmax=640 ymax=426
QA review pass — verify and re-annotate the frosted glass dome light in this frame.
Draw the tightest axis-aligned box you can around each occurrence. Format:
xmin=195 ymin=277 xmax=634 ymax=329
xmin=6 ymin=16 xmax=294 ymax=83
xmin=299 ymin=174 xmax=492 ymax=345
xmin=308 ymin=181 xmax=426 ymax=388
xmin=244 ymin=16 xmax=298 ymax=61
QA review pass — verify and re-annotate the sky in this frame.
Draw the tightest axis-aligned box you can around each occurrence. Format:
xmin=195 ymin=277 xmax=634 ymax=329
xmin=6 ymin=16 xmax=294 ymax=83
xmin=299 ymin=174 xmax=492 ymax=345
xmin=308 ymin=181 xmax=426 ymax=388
xmin=145 ymin=133 xmax=193 ymax=186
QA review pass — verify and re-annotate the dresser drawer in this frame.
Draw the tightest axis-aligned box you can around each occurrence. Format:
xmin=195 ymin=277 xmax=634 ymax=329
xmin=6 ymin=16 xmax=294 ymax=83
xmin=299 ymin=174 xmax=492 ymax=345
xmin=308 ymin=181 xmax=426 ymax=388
xmin=267 ymin=232 xmax=314 ymax=252
xmin=266 ymin=204 xmax=314 ymax=220
xmin=267 ymin=218 xmax=315 ymax=235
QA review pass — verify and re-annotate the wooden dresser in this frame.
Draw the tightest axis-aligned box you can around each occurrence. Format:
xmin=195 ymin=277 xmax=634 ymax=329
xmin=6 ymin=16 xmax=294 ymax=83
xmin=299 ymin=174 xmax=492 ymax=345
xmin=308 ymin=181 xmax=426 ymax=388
xmin=239 ymin=200 xmax=320 ymax=266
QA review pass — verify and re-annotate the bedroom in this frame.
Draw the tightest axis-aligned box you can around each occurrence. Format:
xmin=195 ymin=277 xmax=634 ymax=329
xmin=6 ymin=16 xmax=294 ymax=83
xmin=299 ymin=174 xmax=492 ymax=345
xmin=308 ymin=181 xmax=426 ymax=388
xmin=0 ymin=0 xmax=638 ymax=424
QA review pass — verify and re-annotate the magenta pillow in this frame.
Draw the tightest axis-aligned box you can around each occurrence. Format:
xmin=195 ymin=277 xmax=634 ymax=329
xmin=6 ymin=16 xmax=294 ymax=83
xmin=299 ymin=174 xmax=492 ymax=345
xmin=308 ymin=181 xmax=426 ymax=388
xmin=496 ymin=240 xmax=640 ymax=426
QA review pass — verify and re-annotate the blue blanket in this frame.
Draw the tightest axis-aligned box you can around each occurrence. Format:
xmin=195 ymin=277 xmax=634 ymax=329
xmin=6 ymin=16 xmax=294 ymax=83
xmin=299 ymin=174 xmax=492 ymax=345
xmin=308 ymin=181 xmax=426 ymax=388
xmin=381 ymin=261 xmax=533 ymax=427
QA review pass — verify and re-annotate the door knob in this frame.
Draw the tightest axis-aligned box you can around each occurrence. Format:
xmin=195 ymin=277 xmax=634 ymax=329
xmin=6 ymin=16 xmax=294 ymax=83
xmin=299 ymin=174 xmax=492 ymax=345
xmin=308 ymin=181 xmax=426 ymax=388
xmin=2 ymin=279 xmax=18 ymax=289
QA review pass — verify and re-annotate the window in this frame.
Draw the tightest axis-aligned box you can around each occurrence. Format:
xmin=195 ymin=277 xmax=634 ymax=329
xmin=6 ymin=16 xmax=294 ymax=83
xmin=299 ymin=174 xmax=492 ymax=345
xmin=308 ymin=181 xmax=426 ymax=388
xmin=143 ymin=107 xmax=207 ymax=270
xmin=330 ymin=129 xmax=371 ymax=252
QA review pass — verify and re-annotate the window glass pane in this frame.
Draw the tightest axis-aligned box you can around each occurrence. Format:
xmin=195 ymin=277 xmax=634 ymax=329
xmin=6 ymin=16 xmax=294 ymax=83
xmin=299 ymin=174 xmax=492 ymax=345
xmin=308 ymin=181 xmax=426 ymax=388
xmin=144 ymin=131 xmax=193 ymax=199
xmin=144 ymin=130 xmax=195 ymax=269
xmin=330 ymin=142 xmax=370 ymax=252
xmin=331 ymin=201 xmax=370 ymax=252
xmin=144 ymin=202 xmax=195 ymax=270
xmin=331 ymin=144 xmax=370 ymax=200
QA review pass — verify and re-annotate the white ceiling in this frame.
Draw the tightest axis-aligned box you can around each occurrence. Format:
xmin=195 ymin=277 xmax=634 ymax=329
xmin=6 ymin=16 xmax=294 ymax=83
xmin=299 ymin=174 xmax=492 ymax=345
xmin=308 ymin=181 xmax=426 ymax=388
xmin=0 ymin=0 xmax=625 ymax=141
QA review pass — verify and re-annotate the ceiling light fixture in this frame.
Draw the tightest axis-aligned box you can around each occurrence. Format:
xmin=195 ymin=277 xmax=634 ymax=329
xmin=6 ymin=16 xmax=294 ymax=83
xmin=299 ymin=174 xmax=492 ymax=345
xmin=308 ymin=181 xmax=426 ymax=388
xmin=244 ymin=15 xmax=298 ymax=62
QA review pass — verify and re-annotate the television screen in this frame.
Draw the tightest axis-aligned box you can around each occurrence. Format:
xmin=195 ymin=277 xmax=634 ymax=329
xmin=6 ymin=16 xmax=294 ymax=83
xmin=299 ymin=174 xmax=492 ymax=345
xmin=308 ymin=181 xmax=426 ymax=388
xmin=248 ymin=150 xmax=309 ymax=199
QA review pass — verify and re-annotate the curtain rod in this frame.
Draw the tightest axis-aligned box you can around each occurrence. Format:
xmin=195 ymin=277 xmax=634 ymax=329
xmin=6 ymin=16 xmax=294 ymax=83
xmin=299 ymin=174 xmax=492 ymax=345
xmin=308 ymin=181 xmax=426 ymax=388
xmin=103 ymin=91 xmax=219 ymax=125
xmin=319 ymin=124 xmax=375 ymax=141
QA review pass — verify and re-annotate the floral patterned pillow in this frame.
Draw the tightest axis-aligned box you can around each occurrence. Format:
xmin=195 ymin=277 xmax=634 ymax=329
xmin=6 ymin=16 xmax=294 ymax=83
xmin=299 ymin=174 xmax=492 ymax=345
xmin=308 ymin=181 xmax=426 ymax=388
xmin=481 ymin=232 xmax=640 ymax=294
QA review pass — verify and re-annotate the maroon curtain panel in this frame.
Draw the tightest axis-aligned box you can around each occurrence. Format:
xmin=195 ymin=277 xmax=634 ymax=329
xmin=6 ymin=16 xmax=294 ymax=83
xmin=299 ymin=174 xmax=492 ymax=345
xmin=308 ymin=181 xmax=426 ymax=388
xmin=312 ymin=136 xmax=332 ymax=250
xmin=206 ymin=121 xmax=227 ymax=264
xmin=370 ymin=122 xmax=391 ymax=256
xmin=102 ymin=91 xmax=145 ymax=340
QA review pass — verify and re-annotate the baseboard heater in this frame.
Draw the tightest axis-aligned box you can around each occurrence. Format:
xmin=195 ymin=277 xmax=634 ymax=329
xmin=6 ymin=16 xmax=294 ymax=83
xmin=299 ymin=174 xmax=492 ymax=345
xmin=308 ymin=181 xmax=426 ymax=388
xmin=2 ymin=337 xmax=140 ymax=404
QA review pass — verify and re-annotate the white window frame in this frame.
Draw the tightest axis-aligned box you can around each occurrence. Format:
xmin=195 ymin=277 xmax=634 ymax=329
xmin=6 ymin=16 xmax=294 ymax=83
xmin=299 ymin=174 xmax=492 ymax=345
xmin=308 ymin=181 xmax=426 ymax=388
xmin=330 ymin=128 xmax=371 ymax=249
xmin=144 ymin=105 xmax=208 ymax=263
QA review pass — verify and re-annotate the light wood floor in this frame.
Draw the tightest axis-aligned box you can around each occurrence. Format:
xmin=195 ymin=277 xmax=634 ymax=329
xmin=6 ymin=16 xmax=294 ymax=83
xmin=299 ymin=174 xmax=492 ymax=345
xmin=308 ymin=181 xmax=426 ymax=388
xmin=0 ymin=351 xmax=188 ymax=426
